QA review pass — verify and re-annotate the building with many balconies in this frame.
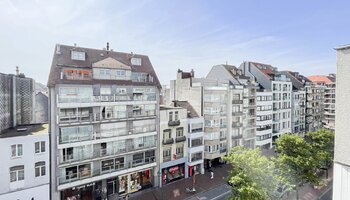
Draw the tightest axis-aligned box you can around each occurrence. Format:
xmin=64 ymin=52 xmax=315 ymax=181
xmin=307 ymin=74 xmax=336 ymax=131
xmin=280 ymin=71 xmax=307 ymax=136
xmin=240 ymin=62 xmax=292 ymax=142
xmin=47 ymin=44 xmax=161 ymax=200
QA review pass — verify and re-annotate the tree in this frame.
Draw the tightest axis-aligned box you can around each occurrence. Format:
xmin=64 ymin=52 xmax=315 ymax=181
xmin=306 ymin=128 xmax=335 ymax=178
xmin=274 ymin=134 xmax=321 ymax=200
xmin=223 ymin=146 xmax=282 ymax=200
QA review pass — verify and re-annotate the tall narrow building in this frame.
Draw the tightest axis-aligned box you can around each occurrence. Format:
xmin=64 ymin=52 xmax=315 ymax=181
xmin=333 ymin=44 xmax=350 ymax=199
xmin=47 ymin=44 xmax=161 ymax=199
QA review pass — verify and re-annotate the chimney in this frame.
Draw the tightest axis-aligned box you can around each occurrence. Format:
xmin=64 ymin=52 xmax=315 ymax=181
xmin=16 ymin=66 xmax=19 ymax=76
xmin=106 ymin=42 xmax=109 ymax=54
xmin=74 ymin=43 xmax=77 ymax=47
xmin=190 ymin=69 xmax=195 ymax=77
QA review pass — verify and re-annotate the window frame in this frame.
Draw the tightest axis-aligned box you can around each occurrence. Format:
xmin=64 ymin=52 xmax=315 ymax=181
xmin=35 ymin=161 xmax=46 ymax=177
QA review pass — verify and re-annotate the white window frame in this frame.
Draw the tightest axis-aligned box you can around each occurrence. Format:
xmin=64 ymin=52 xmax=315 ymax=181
xmin=131 ymin=57 xmax=142 ymax=66
xmin=35 ymin=141 xmax=45 ymax=154
xmin=11 ymin=144 xmax=23 ymax=158
xmin=35 ymin=161 xmax=46 ymax=177
xmin=10 ymin=165 xmax=24 ymax=182
xmin=71 ymin=51 xmax=86 ymax=61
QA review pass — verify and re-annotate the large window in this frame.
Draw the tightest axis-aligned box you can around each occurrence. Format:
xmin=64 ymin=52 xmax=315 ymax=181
xmin=176 ymin=128 xmax=183 ymax=137
xmin=163 ymin=129 xmax=171 ymax=140
xmin=11 ymin=144 xmax=23 ymax=157
xmin=35 ymin=161 xmax=46 ymax=177
xmin=35 ymin=141 xmax=45 ymax=154
xmin=71 ymin=51 xmax=85 ymax=61
xmin=10 ymin=165 xmax=24 ymax=182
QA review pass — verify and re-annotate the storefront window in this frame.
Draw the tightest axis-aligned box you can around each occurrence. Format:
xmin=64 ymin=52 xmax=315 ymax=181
xmin=162 ymin=164 xmax=185 ymax=184
xmin=118 ymin=176 xmax=127 ymax=195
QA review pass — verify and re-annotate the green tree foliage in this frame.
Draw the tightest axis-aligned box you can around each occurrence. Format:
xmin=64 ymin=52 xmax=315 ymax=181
xmin=223 ymin=146 xmax=281 ymax=200
xmin=306 ymin=128 xmax=334 ymax=168
xmin=274 ymin=134 xmax=321 ymax=200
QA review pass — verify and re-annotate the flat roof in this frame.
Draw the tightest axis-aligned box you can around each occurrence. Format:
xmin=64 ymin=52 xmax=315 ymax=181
xmin=0 ymin=124 xmax=48 ymax=138
xmin=334 ymin=44 xmax=350 ymax=50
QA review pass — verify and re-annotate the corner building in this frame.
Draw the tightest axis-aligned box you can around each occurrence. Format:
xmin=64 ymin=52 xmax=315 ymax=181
xmin=48 ymin=44 xmax=161 ymax=200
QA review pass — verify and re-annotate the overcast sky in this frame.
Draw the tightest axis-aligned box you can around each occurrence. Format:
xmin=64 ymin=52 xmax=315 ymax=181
xmin=0 ymin=0 xmax=349 ymax=85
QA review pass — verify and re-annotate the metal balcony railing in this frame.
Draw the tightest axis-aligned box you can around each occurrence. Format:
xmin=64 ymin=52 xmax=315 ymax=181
xmin=175 ymin=136 xmax=186 ymax=143
xmin=168 ymin=120 xmax=180 ymax=126
xmin=162 ymin=138 xmax=174 ymax=145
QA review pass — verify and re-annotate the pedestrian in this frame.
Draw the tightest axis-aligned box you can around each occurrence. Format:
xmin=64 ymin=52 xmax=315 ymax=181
xmin=210 ymin=171 xmax=214 ymax=179
xmin=125 ymin=193 xmax=129 ymax=200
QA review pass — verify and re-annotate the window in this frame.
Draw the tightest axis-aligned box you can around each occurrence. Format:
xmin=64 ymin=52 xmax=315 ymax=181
xmin=100 ymin=69 xmax=111 ymax=76
xmin=131 ymin=57 xmax=142 ymax=66
xmin=174 ymin=111 xmax=179 ymax=120
xmin=11 ymin=144 xmax=23 ymax=157
xmin=35 ymin=161 xmax=46 ymax=177
xmin=163 ymin=129 xmax=171 ymax=140
xmin=100 ymin=87 xmax=111 ymax=95
xmin=116 ymin=70 xmax=126 ymax=76
xmin=71 ymin=51 xmax=85 ymax=61
xmin=169 ymin=112 xmax=173 ymax=121
xmin=35 ymin=141 xmax=45 ymax=154
xmin=176 ymin=128 xmax=183 ymax=137
xmin=10 ymin=165 xmax=24 ymax=182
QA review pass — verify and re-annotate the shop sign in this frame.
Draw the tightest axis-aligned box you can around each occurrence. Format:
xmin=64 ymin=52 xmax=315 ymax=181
xmin=73 ymin=182 xmax=95 ymax=190
xmin=169 ymin=166 xmax=179 ymax=173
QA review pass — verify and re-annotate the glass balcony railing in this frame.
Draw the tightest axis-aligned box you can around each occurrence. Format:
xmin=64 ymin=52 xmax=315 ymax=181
xmin=59 ymin=156 xmax=156 ymax=185
xmin=58 ymin=94 xmax=156 ymax=104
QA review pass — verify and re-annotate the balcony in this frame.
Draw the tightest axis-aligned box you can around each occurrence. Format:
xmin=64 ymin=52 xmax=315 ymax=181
xmin=59 ymin=156 xmax=155 ymax=185
xmin=220 ymin=136 xmax=226 ymax=141
xmin=168 ymin=120 xmax=181 ymax=126
xmin=220 ymin=149 xmax=227 ymax=154
xmin=175 ymin=136 xmax=186 ymax=143
xmin=163 ymin=138 xmax=174 ymax=145
xmin=163 ymin=156 xmax=171 ymax=162
xmin=58 ymin=94 xmax=156 ymax=104
xmin=232 ymin=111 xmax=243 ymax=116
xmin=59 ymin=142 xmax=157 ymax=165
xmin=190 ymin=155 xmax=203 ymax=162
xmin=176 ymin=153 xmax=184 ymax=159
xmin=232 ymin=134 xmax=243 ymax=140
xmin=232 ymin=100 xmax=243 ymax=104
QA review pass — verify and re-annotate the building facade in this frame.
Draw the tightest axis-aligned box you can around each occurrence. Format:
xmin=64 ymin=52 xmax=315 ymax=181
xmin=0 ymin=124 xmax=49 ymax=200
xmin=0 ymin=72 xmax=35 ymax=132
xmin=48 ymin=44 xmax=161 ymax=200
xmin=333 ymin=44 xmax=350 ymax=199
xmin=307 ymin=75 xmax=336 ymax=131
xmin=305 ymin=83 xmax=325 ymax=132
xmin=159 ymin=106 xmax=188 ymax=186
xmin=240 ymin=62 xmax=292 ymax=142
xmin=255 ymin=90 xmax=273 ymax=149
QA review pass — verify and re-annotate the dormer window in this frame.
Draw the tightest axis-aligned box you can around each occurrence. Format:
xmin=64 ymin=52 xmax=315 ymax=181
xmin=71 ymin=51 xmax=85 ymax=61
xmin=131 ymin=57 xmax=141 ymax=66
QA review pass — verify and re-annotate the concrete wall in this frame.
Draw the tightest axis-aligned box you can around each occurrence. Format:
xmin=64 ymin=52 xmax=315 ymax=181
xmin=35 ymin=92 xmax=48 ymax=123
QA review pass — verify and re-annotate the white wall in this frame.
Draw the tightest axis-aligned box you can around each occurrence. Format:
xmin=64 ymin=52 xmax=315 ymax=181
xmin=0 ymin=184 xmax=49 ymax=200
xmin=0 ymin=133 xmax=49 ymax=197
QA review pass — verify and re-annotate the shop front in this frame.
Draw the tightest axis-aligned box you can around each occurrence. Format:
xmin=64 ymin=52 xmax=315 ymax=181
xmin=188 ymin=164 xmax=202 ymax=177
xmin=118 ymin=169 xmax=153 ymax=197
xmin=61 ymin=169 xmax=153 ymax=200
xmin=162 ymin=163 xmax=185 ymax=185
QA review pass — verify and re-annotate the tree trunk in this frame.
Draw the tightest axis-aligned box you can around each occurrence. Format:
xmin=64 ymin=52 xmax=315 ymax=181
xmin=296 ymin=186 xmax=299 ymax=200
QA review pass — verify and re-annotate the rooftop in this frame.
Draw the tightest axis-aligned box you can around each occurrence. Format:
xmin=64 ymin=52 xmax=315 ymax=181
xmin=47 ymin=44 xmax=161 ymax=88
xmin=0 ymin=124 xmax=48 ymax=138
xmin=334 ymin=44 xmax=350 ymax=50
xmin=307 ymin=75 xmax=335 ymax=84
xmin=172 ymin=100 xmax=199 ymax=118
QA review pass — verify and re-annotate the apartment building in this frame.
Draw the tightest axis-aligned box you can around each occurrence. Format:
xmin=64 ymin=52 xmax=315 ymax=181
xmin=307 ymin=75 xmax=336 ymax=131
xmin=255 ymin=90 xmax=273 ymax=149
xmin=280 ymin=71 xmax=307 ymax=136
xmin=159 ymin=106 xmax=188 ymax=186
xmin=207 ymin=64 xmax=257 ymax=150
xmin=333 ymin=44 xmax=350 ymax=199
xmin=0 ymin=124 xmax=49 ymax=200
xmin=240 ymin=62 xmax=292 ymax=142
xmin=304 ymin=82 xmax=325 ymax=132
xmin=173 ymin=101 xmax=204 ymax=177
xmin=48 ymin=44 xmax=161 ymax=199
xmin=0 ymin=71 xmax=35 ymax=132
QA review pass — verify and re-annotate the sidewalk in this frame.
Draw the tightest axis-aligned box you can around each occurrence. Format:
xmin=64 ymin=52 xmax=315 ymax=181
xmin=285 ymin=166 xmax=333 ymax=200
xmin=130 ymin=164 xmax=232 ymax=200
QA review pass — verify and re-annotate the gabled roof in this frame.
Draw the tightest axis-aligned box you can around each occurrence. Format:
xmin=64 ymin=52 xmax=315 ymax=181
xmin=47 ymin=44 xmax=161 ymax=88
xmin=280 ymin=71 xmax=309 ymax=90
xmin=307 ymin=75 xmax=334 ymax=84
xmin=249 ymin=62 xmax=276 ymax=79
xmin=92 ymin=57 xmax=131 ymax=70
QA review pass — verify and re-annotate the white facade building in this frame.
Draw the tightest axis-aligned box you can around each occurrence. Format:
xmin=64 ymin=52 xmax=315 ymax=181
xmin=333 ymin=44 xmax=350 ymax=199
xmin=255 ymin=91 xmax=273 ymax=149
xmin=0 ymin=124 xmax=49 ymax=200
